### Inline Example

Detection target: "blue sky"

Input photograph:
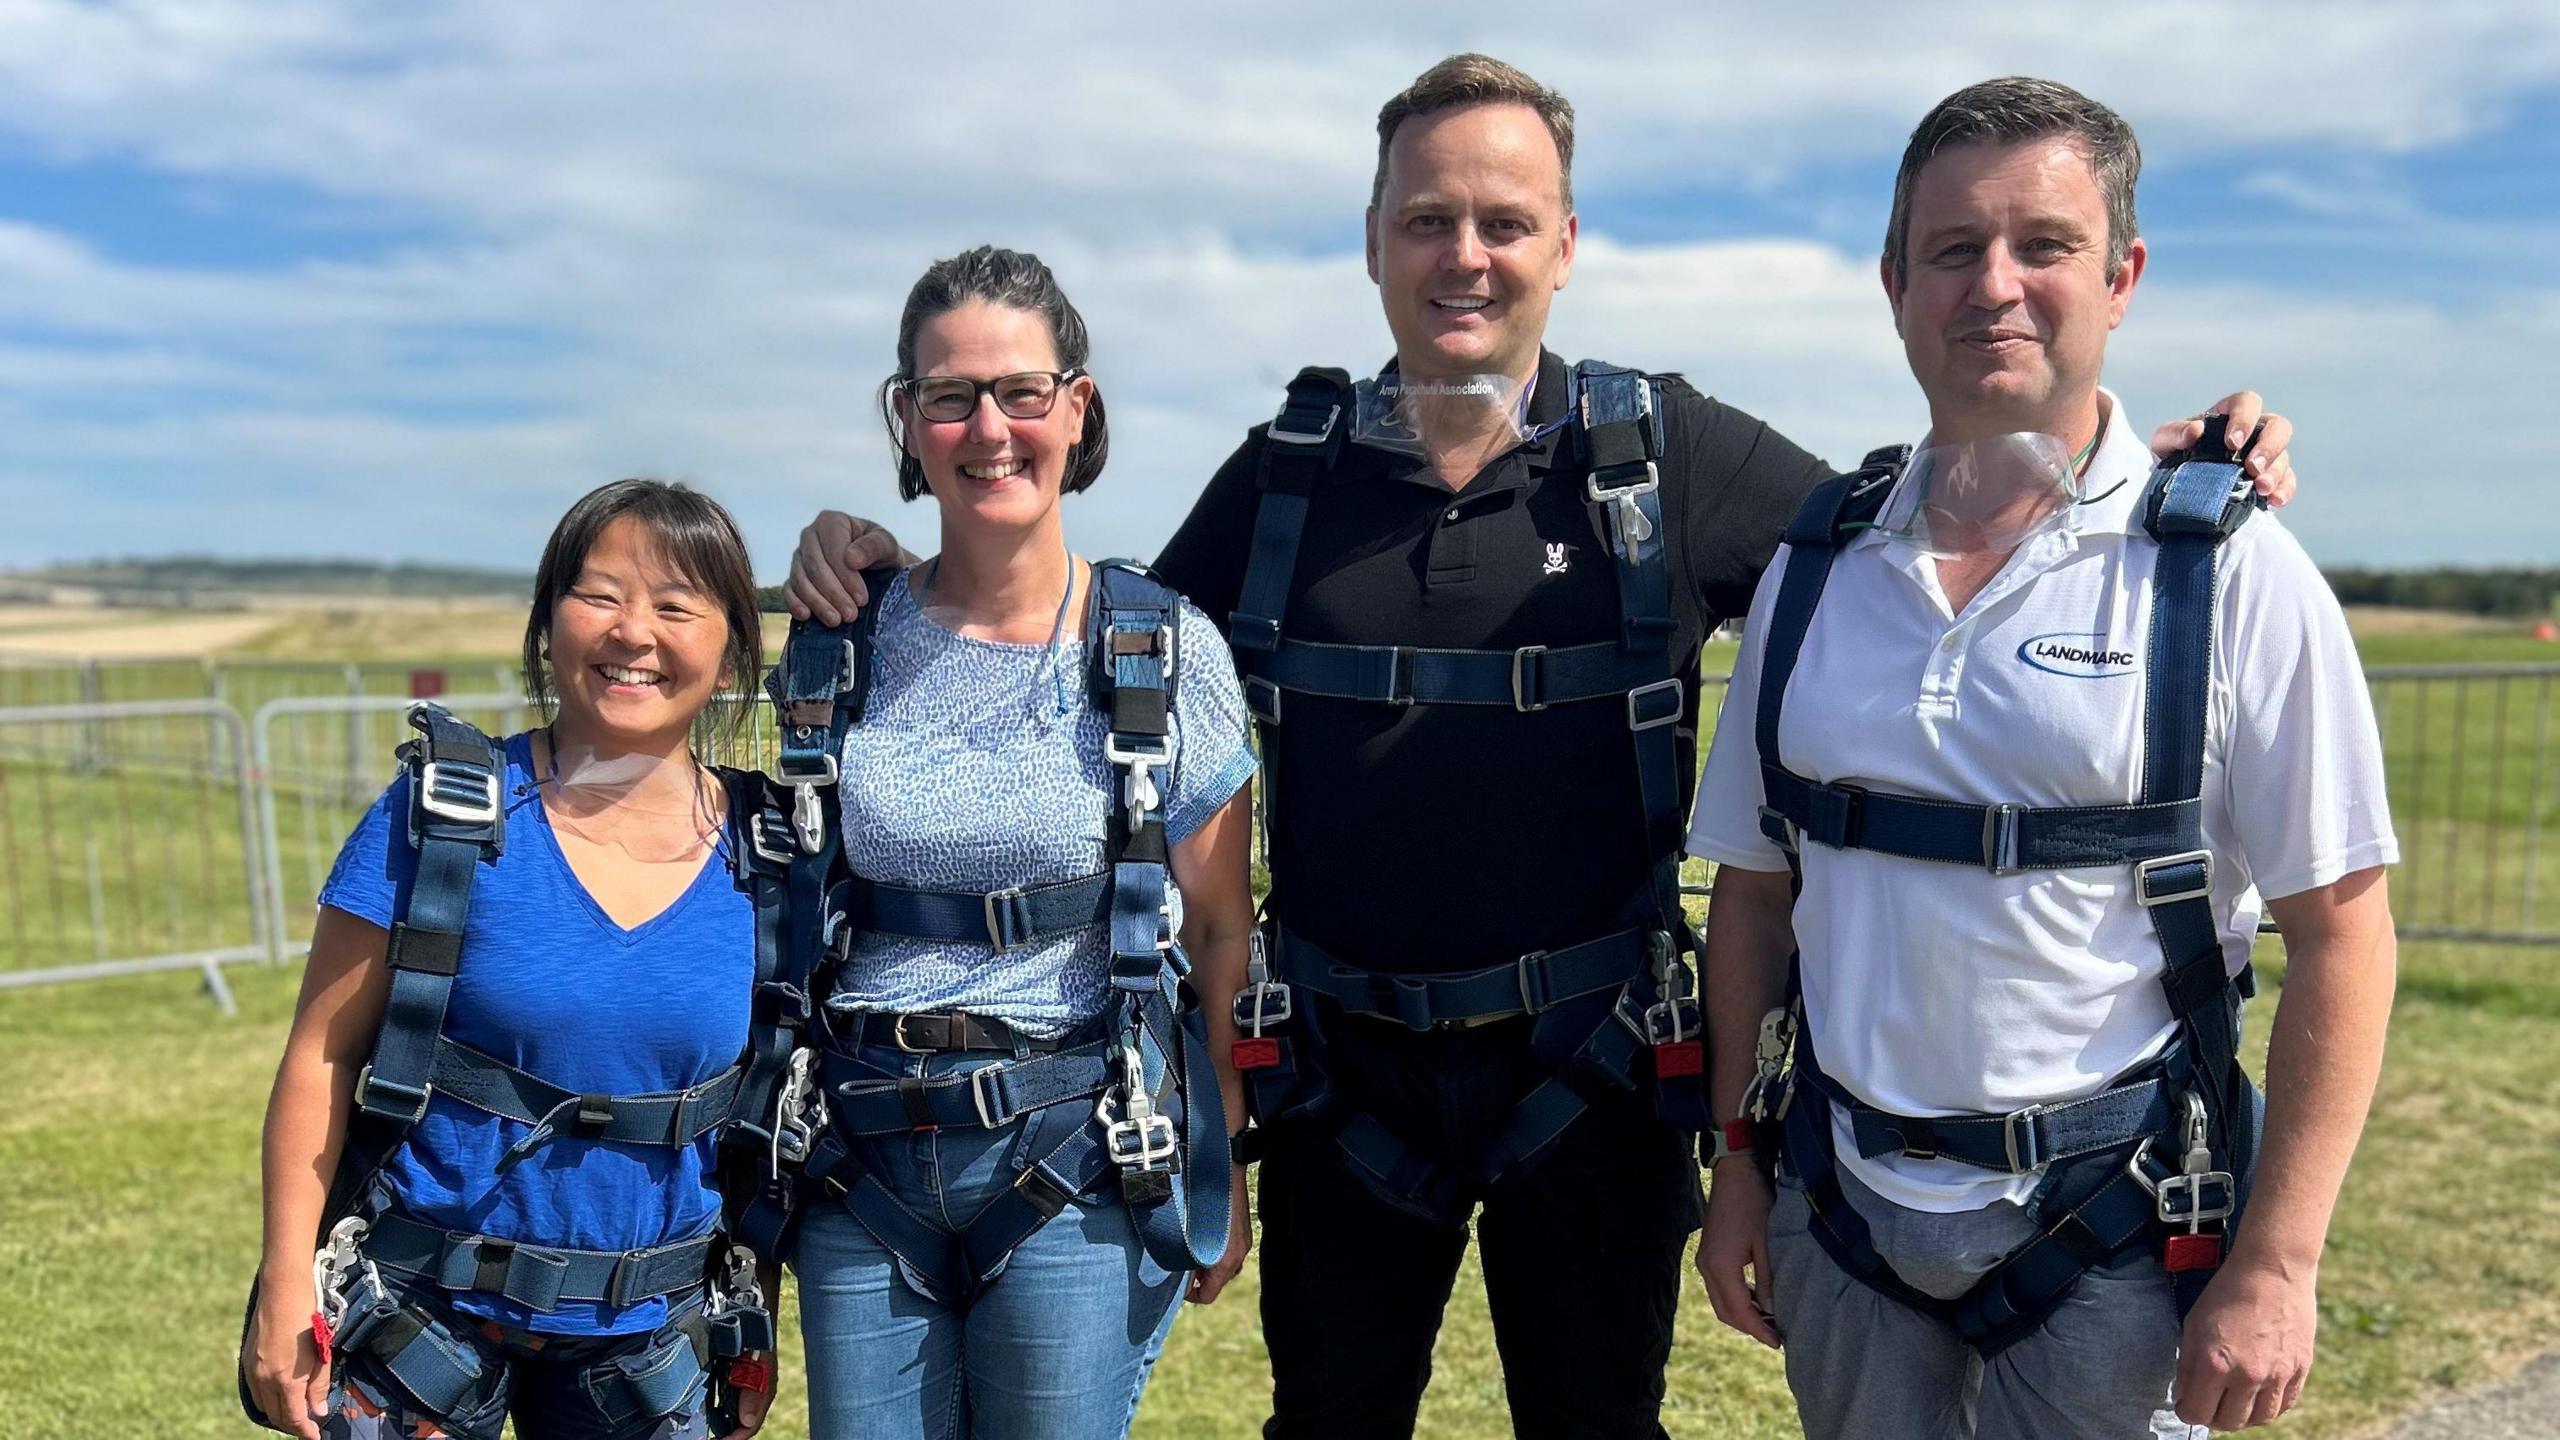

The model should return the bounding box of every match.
[0,1,2553,575]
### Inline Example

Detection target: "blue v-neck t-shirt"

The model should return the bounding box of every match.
[317,732,755,1335]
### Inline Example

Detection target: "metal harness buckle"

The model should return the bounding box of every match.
[968,1064,1005,1130]
[1510,646,1549,712]
[310,1215,373,1328]
[2000,1102,2047,1173]
[417,761,500,826]
[1098,1042,1178,1168]
[1233,980,1293,1035]
[981,886,1027,953]
[1588,462,1662,549]
[352,1063,433,1126]
[2135,851,2214,907]
[1982,804,2025,875]
[1758,805,1800,855]
[1104,735,1171,817]
[1626,678,1683,733]
[1268,402,1341,447]
[770,1048,824,1176]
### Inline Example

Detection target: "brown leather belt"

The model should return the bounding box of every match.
[849,1010,1076,1054]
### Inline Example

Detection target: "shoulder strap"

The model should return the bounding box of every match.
[766,566,896,850]
[724,584,896,1261]
[2133,416,2263,1248]
[1754,446,1908,840]
[1088,559,1182,995]
[1230,368,1352,661]
[332,704,506,1210]
[1573,361,1689,920]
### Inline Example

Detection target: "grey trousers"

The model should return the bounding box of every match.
[1767,1166,2206,1440]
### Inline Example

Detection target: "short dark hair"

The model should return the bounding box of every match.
[1885,76,2142,288]
[522,478,764,744]
[1372,53,1576,212]
[877,245,1108,502]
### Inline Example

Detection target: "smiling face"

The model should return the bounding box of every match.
[1367,101,1576,384]
[1886,137,2144,440]
[899,299,1092,535]
[543,515,732,748]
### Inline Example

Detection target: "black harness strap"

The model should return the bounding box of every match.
[723,573,893,1263]
[1224,360,1709,1217]
[1754,428,2266,1354]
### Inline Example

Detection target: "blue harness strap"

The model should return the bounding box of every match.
[849,871,1114,950]
[790,561,1233,1304]
[722,576,894,1265]
[1752,425,2267,1354]
[333,705,508,1209]
[1222,361,1708,1215]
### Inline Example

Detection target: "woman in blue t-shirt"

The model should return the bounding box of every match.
[242,480,779,1440]
[790,247,1259,1440]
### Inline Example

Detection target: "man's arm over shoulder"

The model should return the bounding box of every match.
[1150,428,1268,627]
[1654,376,1836,624]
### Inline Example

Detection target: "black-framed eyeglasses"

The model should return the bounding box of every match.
[898,368,1084,423]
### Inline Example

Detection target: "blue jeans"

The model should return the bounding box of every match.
[795,1046,1186,1440]
[1768,1166,2206,1440]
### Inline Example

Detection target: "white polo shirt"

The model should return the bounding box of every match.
[1687,394,2397,1214]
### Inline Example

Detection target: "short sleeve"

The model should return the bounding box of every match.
[1149,432,1263,623]
[2211,521,2399,900]
[315,772,418,930]
[1162,599,1258,847]
[1685,547,1796,872]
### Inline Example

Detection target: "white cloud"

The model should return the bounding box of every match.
[0,2,2552,570]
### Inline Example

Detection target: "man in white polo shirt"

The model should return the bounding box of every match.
[1687,78,2398,1438]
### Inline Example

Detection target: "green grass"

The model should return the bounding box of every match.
[2,630,2555,1435]
[4,941,2552,1438]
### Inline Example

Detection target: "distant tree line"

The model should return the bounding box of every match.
[27,558,2550,622]
[30,556,530,598]
[2322,568,2560,619]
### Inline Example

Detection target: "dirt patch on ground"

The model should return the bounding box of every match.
[0,613,286,658]
[2344,606,2507,636]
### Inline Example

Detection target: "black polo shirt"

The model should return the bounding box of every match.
[1153,349,1828,972]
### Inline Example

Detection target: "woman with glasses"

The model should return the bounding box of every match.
[792,245,1258,1440]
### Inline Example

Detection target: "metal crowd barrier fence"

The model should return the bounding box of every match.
[0,699,267,1013]
[2,663,2554,1015]
[2366,663,2560,946]
[0,656,518,782]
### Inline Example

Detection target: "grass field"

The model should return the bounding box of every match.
[2,611,2556,1436]
[3,936,2555,1439]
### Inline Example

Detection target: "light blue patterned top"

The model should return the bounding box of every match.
[829,565,1257,1036]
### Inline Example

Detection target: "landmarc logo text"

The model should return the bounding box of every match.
[2017,631,2138,678]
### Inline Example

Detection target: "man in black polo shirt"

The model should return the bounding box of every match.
[787,52,2299,1440]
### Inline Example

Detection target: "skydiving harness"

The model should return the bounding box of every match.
[1220,361,1711,1222]
[1746,419,2269,1356]
[242,705,778,1433]
[748,559,1232,1305]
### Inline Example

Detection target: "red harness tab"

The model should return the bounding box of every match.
[725,1356,776,1396]
[1652,1039,1704,1078]
[2164,1233,2223,1273]
[1232,1037,1282,1072]
[310,1311,335,1368]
